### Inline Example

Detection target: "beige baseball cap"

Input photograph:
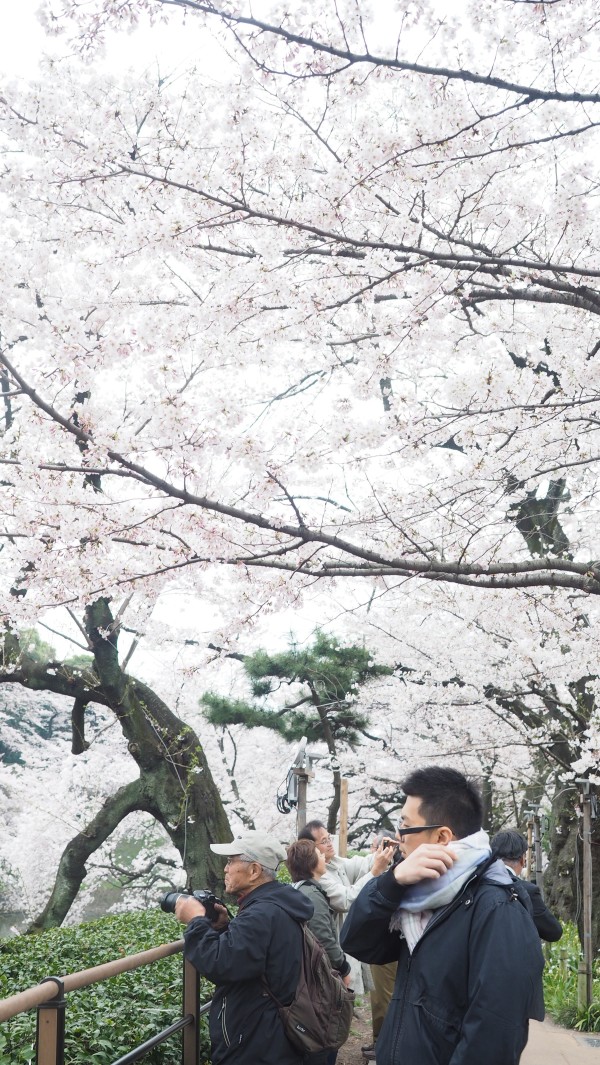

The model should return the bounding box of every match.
[210,831,287,869]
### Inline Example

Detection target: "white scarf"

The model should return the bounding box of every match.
[389,829,492,952]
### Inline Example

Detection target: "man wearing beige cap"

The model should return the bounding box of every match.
[175,830,313,1065]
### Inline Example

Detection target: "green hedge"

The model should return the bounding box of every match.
[0,910,212,1065]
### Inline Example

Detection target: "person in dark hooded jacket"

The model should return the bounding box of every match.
[175,830,313,1065]
[491,829,563,942]
[340,767,545,1065]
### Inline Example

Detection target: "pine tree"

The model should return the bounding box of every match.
[201,632,392,832]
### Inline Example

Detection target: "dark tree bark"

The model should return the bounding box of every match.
[480,768,494,833]
[544,784,600,950]
[327,765,342,837]
[1,599,232,929]
[29,779,147,930]
[485,679,599,949]
[71,695,88,754]
[544,786,580,926]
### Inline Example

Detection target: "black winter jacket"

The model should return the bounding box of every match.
[340,863,545,1065]
[183,880,313,1065]
[507,868,563,942]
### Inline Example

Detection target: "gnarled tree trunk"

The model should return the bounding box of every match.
[1,599,232,929]
[544,784,600,952]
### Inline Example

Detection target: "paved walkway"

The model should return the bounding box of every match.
[523,1018,600,1064]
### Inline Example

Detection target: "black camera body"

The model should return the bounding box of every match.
[160,888,222,921]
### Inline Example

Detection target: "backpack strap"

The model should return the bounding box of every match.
[257,899,308,1002]
[474,853,500,880]
[471,853,531,911]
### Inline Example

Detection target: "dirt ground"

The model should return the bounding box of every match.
[337,999,374,1065]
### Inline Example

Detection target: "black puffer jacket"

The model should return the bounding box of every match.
[183,880,313,1065]
[340,863,545,1065]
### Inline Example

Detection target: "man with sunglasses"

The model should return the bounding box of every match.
[175,830,312,1065]
[340,767,544,1065]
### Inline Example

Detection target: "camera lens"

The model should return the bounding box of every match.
[159,891,183,914]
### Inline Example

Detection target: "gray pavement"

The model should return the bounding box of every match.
[523,1018,600,1064]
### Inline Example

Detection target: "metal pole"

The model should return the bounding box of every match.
[338,778,348,858]
[294,768,313,834]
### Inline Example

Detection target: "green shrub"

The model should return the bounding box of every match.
[0,910,212,1064]
[543,922,600,1032]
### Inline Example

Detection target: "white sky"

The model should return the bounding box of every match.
[0,1,227,80]
[0,5,45,76]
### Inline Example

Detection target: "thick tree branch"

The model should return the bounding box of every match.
[28,776,149,930]
[163,2,600,104]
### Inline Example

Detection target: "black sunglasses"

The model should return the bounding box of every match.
[396,824,442,837]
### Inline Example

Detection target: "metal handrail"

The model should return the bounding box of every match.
[110,1002,212,1065]
[0,939,184,1022]
[0,938,207,1065]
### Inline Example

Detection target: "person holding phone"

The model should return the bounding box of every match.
[297,820,397,1058]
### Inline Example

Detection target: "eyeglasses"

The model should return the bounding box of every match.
[224,856,255,868]
[396,824,442,838]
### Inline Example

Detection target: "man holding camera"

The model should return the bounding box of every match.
[175,830,312,1065]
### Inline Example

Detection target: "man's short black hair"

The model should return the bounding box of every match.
[400,766,483,839]
[490,829,528,861]
[298,820,326,842]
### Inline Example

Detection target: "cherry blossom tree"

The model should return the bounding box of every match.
[1,0,599,616]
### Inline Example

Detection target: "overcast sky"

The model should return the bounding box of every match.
[0,4,46,75]
[0,1,226,81]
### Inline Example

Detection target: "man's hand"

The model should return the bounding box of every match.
[371,840,398,876]
[210,902,230,931]
[175,896,207,924]
[342,972,353,988]
[393,844,457,886]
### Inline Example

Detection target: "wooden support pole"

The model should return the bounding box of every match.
[533,814,544,898]
[182,958,201,1065]
[36,980,65,1065]
[525,819,533,880]
[338,778,348,857]
[581,785,593,1008]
